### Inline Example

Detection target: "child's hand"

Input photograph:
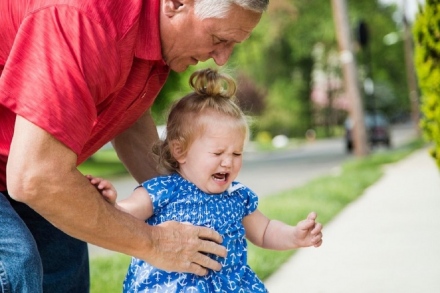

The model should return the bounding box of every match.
[294,212,323,248]
[85,175,118,205]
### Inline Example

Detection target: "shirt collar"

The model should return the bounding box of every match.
[135,0,163,61]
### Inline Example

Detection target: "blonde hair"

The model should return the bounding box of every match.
[153,68,249,174]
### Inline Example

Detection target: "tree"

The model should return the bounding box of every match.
[351,1,409,119]
[152,0,410,139]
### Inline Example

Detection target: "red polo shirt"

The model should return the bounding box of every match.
[0,0,170,190]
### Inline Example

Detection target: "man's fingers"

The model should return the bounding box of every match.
[150,222,226,275]
[192,251,223,273]
[188,262,208,276]
[184,224,226,256]
[191,227,226,271]
[198,238,227,259]
[197,226,224,245]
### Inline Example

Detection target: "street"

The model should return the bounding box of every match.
[237,121,417,197]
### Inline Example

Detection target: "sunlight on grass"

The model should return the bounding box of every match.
[90,254,131,293]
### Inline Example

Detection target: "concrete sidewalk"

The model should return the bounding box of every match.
[265,147,440,292]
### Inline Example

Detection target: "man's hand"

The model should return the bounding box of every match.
[148,221,227,276]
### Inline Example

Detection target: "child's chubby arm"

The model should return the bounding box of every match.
[86,175,153,221]
[243,210,323,250]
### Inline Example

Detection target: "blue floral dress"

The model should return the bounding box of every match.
[123,173,268,293]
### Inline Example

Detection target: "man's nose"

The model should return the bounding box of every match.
[211,44,234,66]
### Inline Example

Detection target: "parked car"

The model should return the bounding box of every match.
[344,113,391,152]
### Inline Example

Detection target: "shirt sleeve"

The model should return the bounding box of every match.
[0,6,120,154]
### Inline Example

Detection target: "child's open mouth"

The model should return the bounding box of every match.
[212,172,229,182]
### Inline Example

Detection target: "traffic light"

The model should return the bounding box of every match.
[357,20,369,48]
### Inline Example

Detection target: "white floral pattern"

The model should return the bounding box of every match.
[123,173,267,293]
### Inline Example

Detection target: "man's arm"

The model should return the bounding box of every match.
[7,115,226,275]
[111,111,159,183]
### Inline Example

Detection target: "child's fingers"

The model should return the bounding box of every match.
[102,190,112,198]
[301,212,320,232]
[311,222,323,234]
[307,211,317,221]
[98,179,111,190]
[298,218,316,231]
[313,237,323,247]
[85,175,102,185]
[311,224,323,247]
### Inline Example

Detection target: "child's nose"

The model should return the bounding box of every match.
[220,156,232,167]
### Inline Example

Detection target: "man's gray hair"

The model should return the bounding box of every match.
[194,0,269,19]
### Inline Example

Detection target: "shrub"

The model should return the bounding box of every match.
[413,0,440,166]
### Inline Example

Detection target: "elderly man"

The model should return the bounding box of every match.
[0,0,268,292]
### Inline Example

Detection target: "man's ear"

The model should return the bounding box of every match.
[162,0,192,16]
[170,140,186,163]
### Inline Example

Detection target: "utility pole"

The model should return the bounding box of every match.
[403,0,421,136]
[331,0,368,156]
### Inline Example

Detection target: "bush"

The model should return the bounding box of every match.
[413,0,440,167]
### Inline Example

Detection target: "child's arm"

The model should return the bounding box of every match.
[243,210,323,250]
[86,175,153,221]
[117,187,154,220]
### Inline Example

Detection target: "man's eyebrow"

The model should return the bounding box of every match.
[219,36,239,43]
[219,33,246,44]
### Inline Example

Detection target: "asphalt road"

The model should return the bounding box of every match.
[237,121,417,198]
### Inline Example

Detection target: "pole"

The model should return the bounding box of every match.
[403,0,421,136]
[331,0,368,156]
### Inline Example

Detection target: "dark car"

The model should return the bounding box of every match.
[344,113,391,152]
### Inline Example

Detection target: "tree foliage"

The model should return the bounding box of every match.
[151,70,192,125]
[153,0,409,138]
[413,0,440,166]
[352,1,409,117]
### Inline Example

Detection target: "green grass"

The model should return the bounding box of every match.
[78,149,127,177]
[90,254,131,292]
[88,139,426,292]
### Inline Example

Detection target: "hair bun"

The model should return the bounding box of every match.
[189,68,237,99]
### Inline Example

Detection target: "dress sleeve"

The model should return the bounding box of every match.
[141,176,174,214]
[0,6,120,154]
[231,183,259,216]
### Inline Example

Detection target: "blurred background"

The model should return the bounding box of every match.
[148,0,425,154]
